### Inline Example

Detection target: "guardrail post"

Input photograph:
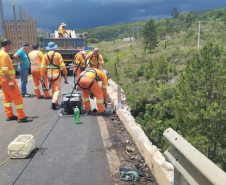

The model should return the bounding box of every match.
[117,85,122,112]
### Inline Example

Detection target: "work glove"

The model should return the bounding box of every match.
[90,92,95,99]
[104,100,108,108]
[82,67,86,71]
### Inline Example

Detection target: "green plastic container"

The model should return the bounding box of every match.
[74,106,80,124]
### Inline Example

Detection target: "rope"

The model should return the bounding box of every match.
[0,109,63,168]
[12,114,62,185]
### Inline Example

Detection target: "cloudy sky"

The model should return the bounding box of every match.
[1,0,226,32]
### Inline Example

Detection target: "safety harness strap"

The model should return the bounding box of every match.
[88,53,100,69]
[77,68,99,90]
[46,51,61,83]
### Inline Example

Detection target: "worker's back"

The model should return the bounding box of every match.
[41,51,67,76]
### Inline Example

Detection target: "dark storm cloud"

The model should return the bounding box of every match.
[1,0,226,32]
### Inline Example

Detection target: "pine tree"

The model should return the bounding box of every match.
[171,7,179,19]
[141,19,158,53]
[171,42,226,168]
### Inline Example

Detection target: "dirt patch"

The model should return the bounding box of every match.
[103,115,158,185]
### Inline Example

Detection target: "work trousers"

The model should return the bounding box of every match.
[78,77,104,113]
[47,74,61,104]
[18,68,29,95]
[31,69,50,98]
[1,80,26,120]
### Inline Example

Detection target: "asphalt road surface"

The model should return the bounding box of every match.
[0,75,111,185]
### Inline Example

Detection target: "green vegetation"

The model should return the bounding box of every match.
[141,19,158,53]
[77,6,226,43]
[86,6,226,171]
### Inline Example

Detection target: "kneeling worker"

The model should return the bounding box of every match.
[77,68,110,116]
[41,42,68,110]
[28,43,51,99]
[0,39,33,122]
[74,50,86,89]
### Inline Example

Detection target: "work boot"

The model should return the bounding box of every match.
[6,115,18,121]
[97,111,111,116]
[45,96,52,99]
[18,117,33,123]
[87,110,92,115]
[52,103,57,110]
[37,95,44,99]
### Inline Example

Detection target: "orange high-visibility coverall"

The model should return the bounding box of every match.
[74,53,85,90]
[0,50,26,120]
[86,52,104,69]
[78,69,107,113]
[28,50,50,98]
[41,51,67,104]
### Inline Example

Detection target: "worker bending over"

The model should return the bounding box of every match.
[0,39,33,122]
[74,50,86,89]
[77,68,110,116]
[28,43,51,99]
[41,42,67,110]
[58,23,67,38]
[85,48,105,70]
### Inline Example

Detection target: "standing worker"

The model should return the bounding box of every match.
[13,42,31,97]
[85,48,105,70]
[28,43,51,99]
[58,23,67,38]
[0,39,33,122]
[74,50,86,89]
[77,68,110,116]
[41,42,68,110]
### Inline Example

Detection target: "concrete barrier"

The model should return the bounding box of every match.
[107,79,174,185]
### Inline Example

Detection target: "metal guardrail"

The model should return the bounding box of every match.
[163,128,226,185]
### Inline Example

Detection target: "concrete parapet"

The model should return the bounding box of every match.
[107,79,174,185]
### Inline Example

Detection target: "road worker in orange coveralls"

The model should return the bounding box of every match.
[0,39,33,122]
[41,42,67,110]
[28,43,51,99]
[77,68,110,116]
[85,48,105,70]
[74,50,86,90]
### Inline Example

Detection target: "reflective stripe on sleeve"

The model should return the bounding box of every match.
[8,70,15,74]
[59,63,65,67]
[2,67,8,70]
[34,86,39,90]
[102,85,107,88]
[41,65,47,68]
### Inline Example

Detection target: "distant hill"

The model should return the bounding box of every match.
[75,7,226,42]
[75,19,149,42]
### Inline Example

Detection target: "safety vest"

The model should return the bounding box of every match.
[29,51,41,70]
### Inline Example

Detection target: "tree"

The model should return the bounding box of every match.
[141,19,158,53]
[185,13,193,28]
[114,63,120,83]
[171,7,179,19]
[171,42,226,168]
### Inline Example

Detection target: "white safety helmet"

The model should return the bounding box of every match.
[80,50,86,56]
